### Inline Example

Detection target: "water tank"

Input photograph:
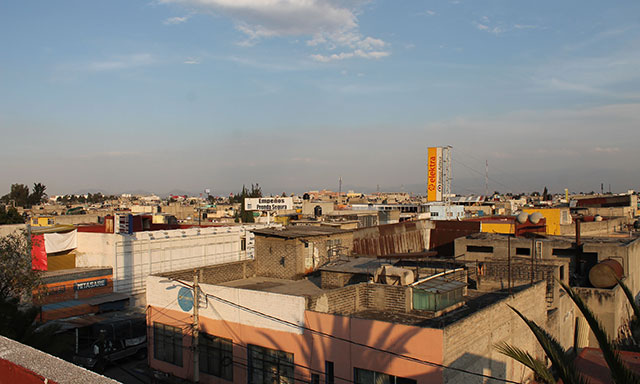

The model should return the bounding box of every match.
[529,212,543,224]
[588,259,623,288]
[516,212,528,224]
[594,215,603,222]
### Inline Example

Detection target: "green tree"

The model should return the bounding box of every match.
[497,278,640,384]
[0,206,24,224]
[1,184,30,207]
[0,231,62,355]
[233,184,263,223]
[28,182,47,206]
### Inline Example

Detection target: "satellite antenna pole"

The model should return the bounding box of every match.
[485,160,489,197]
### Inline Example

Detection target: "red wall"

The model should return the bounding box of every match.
[0,359,58,384]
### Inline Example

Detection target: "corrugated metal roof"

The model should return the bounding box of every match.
[252,226,350,239]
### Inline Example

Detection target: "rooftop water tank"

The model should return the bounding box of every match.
[588,259,623,288]
[529,212,543,224]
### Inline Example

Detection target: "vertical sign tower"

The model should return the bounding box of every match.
[427,146,452,204]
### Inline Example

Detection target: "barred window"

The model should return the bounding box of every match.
[199,333,233,381]
[153,322,183,366]
[248,344,294,384]
[354,368,416,384]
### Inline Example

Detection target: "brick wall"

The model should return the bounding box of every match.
[254,233,354,280]
[482,260,559,304]
[254,236,302,279]
[158,260,255,284]
[308,283,410,314]
[442,282,547,384]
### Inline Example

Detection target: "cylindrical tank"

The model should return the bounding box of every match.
[529,212,543,224]
[516,212,528,224]
[588,259,624,288]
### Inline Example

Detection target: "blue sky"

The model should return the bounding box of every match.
[1,1,639,196]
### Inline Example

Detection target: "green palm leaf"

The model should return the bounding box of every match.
[495,341,556,384]
[508,305,589,384]
[559,280,640,384]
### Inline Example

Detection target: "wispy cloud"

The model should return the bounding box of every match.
[183,57,200,64]
[595,146,620,153]
[159,0,390,62]
[164,15,190,25]
[85,53,155,71]
[474,16,540,35]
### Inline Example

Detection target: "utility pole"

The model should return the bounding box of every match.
[193,270,200,383]
[507,236,512,295]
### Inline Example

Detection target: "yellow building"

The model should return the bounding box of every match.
[480,221,515,234]
[522,207,571,235]
[30,215,55,227]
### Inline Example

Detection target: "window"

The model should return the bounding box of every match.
[241,237,247,251]
[47,218,55,225]
[354,368,416,384]
[515,248,531,256]
[431,212,439,217]
[325,361,334,384]
[311,374,320,384]
[199,333,233,381]
[466,245,494,253]
[248,344,294,384]
[153,322,183,366]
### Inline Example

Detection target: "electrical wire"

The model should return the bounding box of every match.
[156,278,521,384]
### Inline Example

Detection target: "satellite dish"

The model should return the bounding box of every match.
[529,212,543,224]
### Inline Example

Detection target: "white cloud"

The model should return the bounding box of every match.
[86,53,155,71]
[183,57,201,64]
[159,0,390,61]
[164,15,190,25]
[595,146,620,153]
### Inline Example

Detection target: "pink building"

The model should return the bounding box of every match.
[145,258,547,384]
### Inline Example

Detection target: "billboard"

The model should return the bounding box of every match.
[244,197,293,211]
[427,147,443,202]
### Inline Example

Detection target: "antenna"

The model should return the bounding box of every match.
[442,146,452,206]
[485,160,489,198]
[339,176,342,196]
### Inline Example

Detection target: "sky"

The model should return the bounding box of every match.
[1,1,640,197]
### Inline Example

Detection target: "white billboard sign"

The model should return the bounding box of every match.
[245,197,293,211]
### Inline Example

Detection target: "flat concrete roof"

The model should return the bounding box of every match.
[218,276,324,297]
[41,267,112,284]
[252,226,351,239]
[319,257,386,275]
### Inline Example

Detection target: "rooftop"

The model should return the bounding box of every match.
[218,276,324,297]
[252,226,351,239]
[0,335,118,384]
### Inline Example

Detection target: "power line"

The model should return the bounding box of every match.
[193,290,521,383]
[158,278,521,383]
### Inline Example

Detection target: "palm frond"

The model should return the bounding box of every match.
[509,305,589,384]
[559,280,640,384]
[495,341,556,384]
[614,275,640,331]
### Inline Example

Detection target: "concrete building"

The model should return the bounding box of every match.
[146,259,547,384]
[251,227,353,279]
[75,222,275,303]
[454,232,640,347]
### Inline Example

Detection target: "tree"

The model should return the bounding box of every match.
[497,277,640,384]
[0,231,42,299]
[28,182,47,206]
[0,206,24,224]
[1,184,30,207]
[233,184,263,223]
[0,231,62,355]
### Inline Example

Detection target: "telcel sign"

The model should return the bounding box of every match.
[245,197,293,211]
[427,147,443,202]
